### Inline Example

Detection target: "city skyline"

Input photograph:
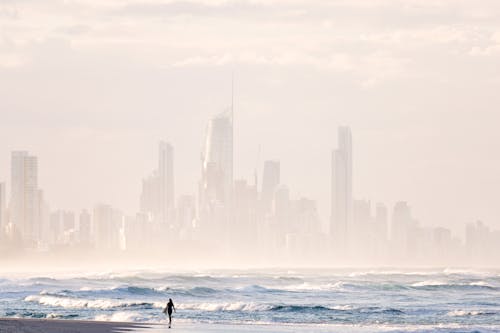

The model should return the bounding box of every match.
[3,1,500,239]
[1,116,498,241]
[1,115,499,266]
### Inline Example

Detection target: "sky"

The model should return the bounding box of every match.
[1,0,500,237]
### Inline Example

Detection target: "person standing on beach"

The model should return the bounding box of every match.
[163,298,176,328]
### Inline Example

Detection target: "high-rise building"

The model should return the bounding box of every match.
[200,111,233,207]
[139,141,175,225]
[79,209,91,245]
[375,202,388,242]
[140,171,160,217]
[9,151,39,244]
[48,210,75,244]
[93,204,114,250]
[330,127,352,248]
[391,201,418,257]
[177,195,196,231]
[0,182,5,230]
[36,189,50,245]
[261,160,280,214]
[273,185,290,230]
[159,141,174,223]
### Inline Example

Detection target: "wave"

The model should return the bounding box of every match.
[411,280,448,287]
[447,310,496,317]
[469,281,495,288]
[178,302,271,312]
[46,313,80,319]
[94,311,146,322]
[24,294,163,310]
[270,305,339,312]
[280,281,346,292]
[177,302,355,313]
[40,284,220,298]
[411,280,496,289]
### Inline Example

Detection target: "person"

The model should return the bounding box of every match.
[163,298,176,328]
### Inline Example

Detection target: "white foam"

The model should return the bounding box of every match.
[24,294,163,309]
[177,302,272,312]
[46,313,63,319]
[447,310,487,317]
[411,280,495,288]
[411,280,447,287]
[94,311,143,322]
[282,281,345,291]
[469,281,494,288]
[331,304,353,311]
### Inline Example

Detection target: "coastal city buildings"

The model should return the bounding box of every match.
[0,121,498,265]
[330,127,352,252]
[0,183,5,231]
[9,151,40,246]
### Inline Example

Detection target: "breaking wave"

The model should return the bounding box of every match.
[447,310,496,317]
[24,294,163,309]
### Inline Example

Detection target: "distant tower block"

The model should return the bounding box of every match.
[261,160,280,214]
[10,151,39,243]
[200,111,234,206]
[159,141,174,223]
[330,127,352,248]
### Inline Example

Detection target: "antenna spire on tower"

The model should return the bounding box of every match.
[231,72,234,124]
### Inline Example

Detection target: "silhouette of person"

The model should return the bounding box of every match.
[163,298,176,328]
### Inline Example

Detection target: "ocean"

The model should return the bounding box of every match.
[0,268,499,332]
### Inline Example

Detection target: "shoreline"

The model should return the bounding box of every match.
[2,318,499,333]
[0,318,156,333]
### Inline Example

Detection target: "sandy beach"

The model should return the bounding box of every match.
[0,318,155,333]
[0,318,331,333]
[0,318,387,333]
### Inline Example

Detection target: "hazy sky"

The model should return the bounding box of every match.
[1,0,500,236]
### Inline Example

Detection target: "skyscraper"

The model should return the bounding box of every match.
[79,209,91,245]
[159,141,174,223]
[139,171,160,216]
[0,182,5,230]
[261,160,280,214]
[330,127,352,249]
[200,111,233,206]
[139,141,175,225]
[9,151,39,243]
[391,201,418,256]
[375,202,388,242]
[93,204,114,250]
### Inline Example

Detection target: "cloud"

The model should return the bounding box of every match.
[0,5,19,19]
[1,0,500,86]
[53,24,91,36]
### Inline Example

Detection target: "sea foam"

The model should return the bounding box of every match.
[24,294,163,309]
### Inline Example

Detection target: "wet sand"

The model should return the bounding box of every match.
[0,318,155,333]
[0,318,399,333]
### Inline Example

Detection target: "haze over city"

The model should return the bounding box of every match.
[2,1,500,332]
[2,0,500,240]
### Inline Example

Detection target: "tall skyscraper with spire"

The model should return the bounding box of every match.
[198,81,235,237]
[330,127,352,250]
[200,111,234,206]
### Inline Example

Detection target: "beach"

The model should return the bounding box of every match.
[3,318,500,333]
[0,318,381,333]
[0,318,154,333]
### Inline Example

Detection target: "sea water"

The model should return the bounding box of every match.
[1,268,499,332]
